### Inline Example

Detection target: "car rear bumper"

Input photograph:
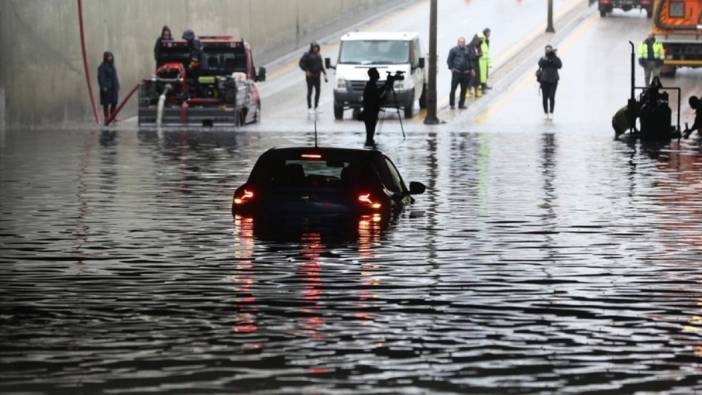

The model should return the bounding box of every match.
[138,105,243,126]
[598,0,650,8]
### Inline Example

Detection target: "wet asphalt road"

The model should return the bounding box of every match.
[253,0,585,133]
[4,1,702,394]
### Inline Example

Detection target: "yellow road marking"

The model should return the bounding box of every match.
[473,12,599,124]
[410,0,582,124]
[492,0,582,67]
[266,0,585,125]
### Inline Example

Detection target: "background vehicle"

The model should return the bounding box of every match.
[651,0,702,77]
[138,36,266,127]
[598,0,653,17]
[325,32,427,120]
[232,147,425,216]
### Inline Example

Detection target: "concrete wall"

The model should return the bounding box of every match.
[0,0,405,128]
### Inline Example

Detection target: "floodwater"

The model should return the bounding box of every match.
[2,127,702,394]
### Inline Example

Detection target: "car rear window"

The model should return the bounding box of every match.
[273,159,350,188]
[262,156,379,190]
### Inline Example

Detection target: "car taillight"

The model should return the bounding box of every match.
[234,189,254,205]
[357,193,382,210]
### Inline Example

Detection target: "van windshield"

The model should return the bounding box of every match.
[339,40,410,65]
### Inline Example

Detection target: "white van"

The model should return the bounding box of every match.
[325,32,426,120]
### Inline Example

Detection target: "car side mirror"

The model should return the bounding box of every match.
[256,66,266,82]
[325,57,335,70]
[409,181,425,195]
[418,57,425,69]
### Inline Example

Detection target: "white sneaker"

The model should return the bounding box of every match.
[544,113,550,120]
[314,108,322,114]
[308,108,315,115]
[549,113,554,121]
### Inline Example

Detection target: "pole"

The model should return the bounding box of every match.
[546,0,555,33]
[424,0,440,125]
[627,41,637,134]
[629,41,635,101]
[77,0,100,125]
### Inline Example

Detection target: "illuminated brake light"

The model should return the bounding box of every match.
[358,193,382,209]
[234,189,254,205]
[301,153,322,159]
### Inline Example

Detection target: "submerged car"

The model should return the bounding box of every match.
[231,147,425,216]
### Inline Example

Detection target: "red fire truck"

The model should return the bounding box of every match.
[138,36,265,127]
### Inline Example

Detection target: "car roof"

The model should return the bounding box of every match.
[261,146,386,160]
[340,32,419,41]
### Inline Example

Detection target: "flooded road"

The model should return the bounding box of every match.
[3,127,702,393]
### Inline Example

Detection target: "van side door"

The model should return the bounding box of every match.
[411,38,424,99]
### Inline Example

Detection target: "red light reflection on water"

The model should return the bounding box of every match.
[301,232,324,339]
[356,214,382,325]
[653,146,702,355]
[230,215,384,344]
[232,215,258,335]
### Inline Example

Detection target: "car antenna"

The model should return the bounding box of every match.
[314,118,318,148]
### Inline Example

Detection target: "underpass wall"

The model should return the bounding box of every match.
[0,0,408,128]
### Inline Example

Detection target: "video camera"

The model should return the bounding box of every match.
[385,70,405,85]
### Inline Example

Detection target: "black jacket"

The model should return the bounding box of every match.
[299,44,326,77]
[363,80,387,117]
[538,53,562,84]
[447,46,473,73]
[98,52,120,105]
[691,108,702,132]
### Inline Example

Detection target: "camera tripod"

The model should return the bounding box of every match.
[379,74,407,140]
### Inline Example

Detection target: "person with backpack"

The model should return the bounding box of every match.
[299,42,328,114]
[537,45,562,121]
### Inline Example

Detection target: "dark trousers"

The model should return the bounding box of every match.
[449,72,469,107]
[364,111,379,144]
[306,75,321,109]
[102,104,116,124]
[541,82,558,113]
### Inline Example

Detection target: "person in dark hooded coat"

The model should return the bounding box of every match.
[467,34,483,98]
[299,42,327,113]
[97,51,120,124]
[538,45,562,121]
[154,25,172,66]
[182,29,203,62]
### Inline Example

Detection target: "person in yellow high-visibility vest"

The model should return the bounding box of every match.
[638,33,664,87]
[478,28,491,91]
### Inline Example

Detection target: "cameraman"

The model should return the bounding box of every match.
[538,45,562,121]
[362,68,390,146]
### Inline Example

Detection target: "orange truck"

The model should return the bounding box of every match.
[651,0,702,77]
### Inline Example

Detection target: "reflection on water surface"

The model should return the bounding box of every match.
[2,128,702,393]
